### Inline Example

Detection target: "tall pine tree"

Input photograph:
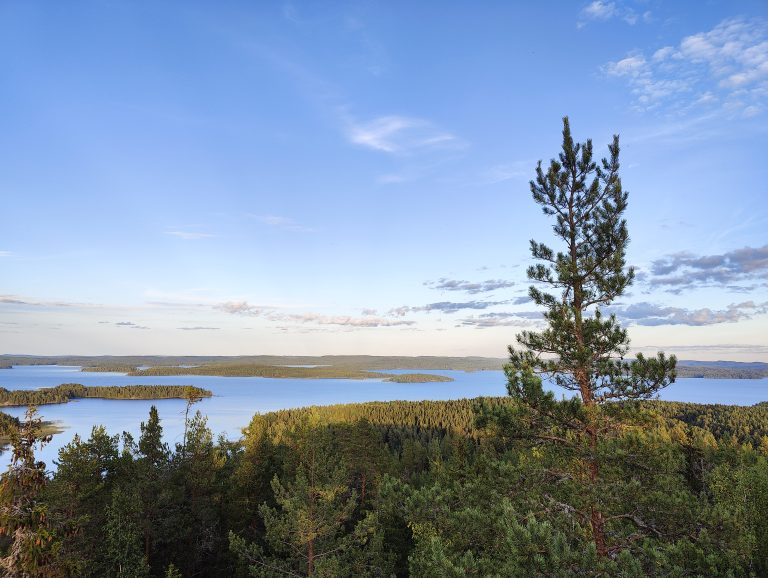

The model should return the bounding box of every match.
[502,117,677,556]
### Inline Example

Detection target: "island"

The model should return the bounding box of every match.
[81,365,139,373]
[384,373,454,383]
[125,364,454,382]
[0,383,212,407]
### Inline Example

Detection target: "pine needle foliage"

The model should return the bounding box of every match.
[502,117,677,556]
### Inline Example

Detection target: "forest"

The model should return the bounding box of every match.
[0,384,211,407]
[2,396,768,576]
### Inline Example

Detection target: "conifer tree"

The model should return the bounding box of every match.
[502,117,677,556]
[104,486,150,578]
[137,406,169,569]
[230,429,389,577]
[0,407,60,577]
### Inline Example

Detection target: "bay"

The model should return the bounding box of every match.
[1,365,767,468]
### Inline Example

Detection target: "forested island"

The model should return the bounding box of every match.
[81,365,139,373]
[0,383,211,407]
[383,373,454,383]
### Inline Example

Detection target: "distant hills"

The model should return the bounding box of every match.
[1,355,767,379]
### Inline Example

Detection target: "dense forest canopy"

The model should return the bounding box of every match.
[2,396,768,576]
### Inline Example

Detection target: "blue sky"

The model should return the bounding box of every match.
[1,0,767,360]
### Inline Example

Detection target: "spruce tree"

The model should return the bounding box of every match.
[503,117,677,556]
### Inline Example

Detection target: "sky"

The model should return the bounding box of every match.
[1,0,767,360]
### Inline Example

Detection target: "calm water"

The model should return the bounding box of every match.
[1,365,767,468]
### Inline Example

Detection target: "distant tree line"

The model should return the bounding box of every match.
[3,355,766,378]
[0,355,507,372]
[383,373,453,383]
[81,365,139,373]
[675,365,768,379]
[128,365,455,382]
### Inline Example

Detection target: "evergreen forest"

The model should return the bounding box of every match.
[1,397,768,576]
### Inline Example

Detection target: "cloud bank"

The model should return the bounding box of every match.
[649,244,768,291]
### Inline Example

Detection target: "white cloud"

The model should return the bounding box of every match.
[0,251,11,257]
[346,115,460,154]
[604,17,768,115]
[578,1,642,28]
[582,1,616,21]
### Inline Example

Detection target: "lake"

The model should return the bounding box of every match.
[2,365,767,468]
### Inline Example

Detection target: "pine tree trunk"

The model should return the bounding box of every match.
[307,538,314,577]
[571,208,608,557]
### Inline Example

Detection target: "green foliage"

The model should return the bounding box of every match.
[0,407,61,577]
[675,365,768,379]
[230,427,392,577]
[0,411,21,440]
[104,486,150,577]
[9,394,768,576]
[81,365,138,373]
[647,400,768,446]
[499,117,677,557]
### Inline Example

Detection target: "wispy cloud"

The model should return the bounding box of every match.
[459,312,541,328]
[178,326,220,331]
[113,321,151,330]
[345,115,461,154]
[215,300,413,328]
[271,313,414,327]
[603,17,768,116]
[165,230,216,240]
[479,161,533,185]
[252,215,316,233]
[425,277,516,294]
[388,299,513,316]
[0,251,11,257]
[0,295,79,308]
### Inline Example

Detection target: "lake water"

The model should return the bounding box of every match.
[2,365,767,469]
